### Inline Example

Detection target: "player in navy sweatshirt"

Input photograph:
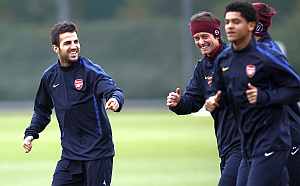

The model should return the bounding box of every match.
[253,3,300,186]
[167,11,241,186]
[22,22,124,186]
[206,2,300,186]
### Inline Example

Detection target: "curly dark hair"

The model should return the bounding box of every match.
[190,11,221,25]
[225,1,257,23]
[50,22,78,47]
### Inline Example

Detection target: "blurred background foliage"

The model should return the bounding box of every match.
[0,0,299,100]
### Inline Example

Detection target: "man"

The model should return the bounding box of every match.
[206,2,300,186]
[22,22,124,186]
[252,2,285,54]
[253,3,300,186]
[167,11,241,186]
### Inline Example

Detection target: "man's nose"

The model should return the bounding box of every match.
[198,38,205,45]
[226,22,234,29]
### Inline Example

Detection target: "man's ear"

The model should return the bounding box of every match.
[248,21,256,32]
[52,45,59,53]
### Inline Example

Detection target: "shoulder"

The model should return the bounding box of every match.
[255,43,287,65]
[215,45,232,65]
[196,58,204,68]
[258,39,286,56]
[196,57,211,71]
[42,63,58,80]
[79,56,106,75]
[255,43,299,80]
[217,45,231,60]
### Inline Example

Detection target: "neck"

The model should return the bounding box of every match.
[59,58,74,67]
[232,34,252,51]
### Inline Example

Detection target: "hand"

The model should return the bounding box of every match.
[23,136,34,153]
[105,97,119,111]
[166,88,181,107]
[246,83,257,104]
[204,91,222,112]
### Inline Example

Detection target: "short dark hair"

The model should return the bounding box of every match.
[190,11,220,24]
[50,22,78,46]
[225,1,257,22]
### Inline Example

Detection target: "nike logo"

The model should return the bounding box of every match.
[264,151,274,157]
[222,67,229,72]
[52,83,60,88]
[291,147,299,156]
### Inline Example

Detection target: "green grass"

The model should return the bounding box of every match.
[0,110,220,186]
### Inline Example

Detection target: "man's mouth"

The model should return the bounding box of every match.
[70,51,78,57]
[201,45,210,50]
[226,31,235,36]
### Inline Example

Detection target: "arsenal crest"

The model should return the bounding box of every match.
[246,64,256,78]
[74,79,83,90]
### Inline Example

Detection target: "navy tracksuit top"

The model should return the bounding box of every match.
[258,34,300,146]
[215,38,300,158]
[170,44,241,158]
[24,56,124,160]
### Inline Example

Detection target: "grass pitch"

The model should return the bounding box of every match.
[0,110,219,186]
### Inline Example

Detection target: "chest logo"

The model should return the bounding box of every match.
[52,83,60,88]
[246,64,256,78]
[222,66,229,72]
[74,79,83,90]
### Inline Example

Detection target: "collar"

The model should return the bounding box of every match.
[58,56,81,71]
[232,36,256,53]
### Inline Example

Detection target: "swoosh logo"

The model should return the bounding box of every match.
[291,147,299,156]
[264,151,274,157]
[52,83,60,88]
[222,67,229,72]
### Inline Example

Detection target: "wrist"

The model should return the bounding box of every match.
[257,89,269,106]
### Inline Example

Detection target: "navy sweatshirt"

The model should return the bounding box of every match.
[215,38,300,158]
[24,56,124,160]
[257,33,286,57]
[170,44,241,158]
[258,34,300,146]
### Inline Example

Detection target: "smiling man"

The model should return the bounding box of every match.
[167,11,241,186]
[22,22,124,186]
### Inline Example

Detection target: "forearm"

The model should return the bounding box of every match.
[170,95,204,115]
[257,87,300,106]
[96,74,124,112]
[24,112,51,139]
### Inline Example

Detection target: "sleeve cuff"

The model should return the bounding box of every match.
[256,89,269,106]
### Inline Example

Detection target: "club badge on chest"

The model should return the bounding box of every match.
[74,79,83,90]
[246,64,256,78]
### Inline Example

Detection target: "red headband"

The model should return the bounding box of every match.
[189,20,220,37]
[252,3,276,36]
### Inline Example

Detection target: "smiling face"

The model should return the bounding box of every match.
[53,31,80,66]
[192,32,220,56]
